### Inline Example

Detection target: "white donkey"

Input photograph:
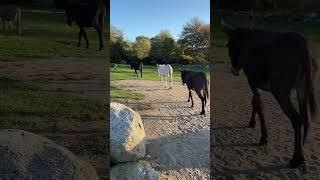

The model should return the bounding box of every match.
[0,5,22,36]
[156,64,173,89]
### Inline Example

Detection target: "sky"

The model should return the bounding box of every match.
[111,0,210,41]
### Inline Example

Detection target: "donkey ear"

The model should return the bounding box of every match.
[221,18,234,37]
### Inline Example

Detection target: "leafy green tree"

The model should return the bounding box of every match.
[132,36,151,60]
[179,18,209,62]
[110,26,127,63]
[149,31,176,62]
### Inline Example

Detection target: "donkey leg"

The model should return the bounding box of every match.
[187,90,191,102]
[296,82,309,145]
[15,21,19,35]
[190,90,194,108]
[78,29,83,47]
[249,95,257,128]
[253,91,268,145]
[165,77,167,88]
[161,76,165,87]
[135,70,138,77]
[273,91,306,171]
[96,27,104,51]
[195,90,206,115]
[82,29,89,49]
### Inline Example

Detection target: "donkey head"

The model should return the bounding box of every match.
[221,18,243,76]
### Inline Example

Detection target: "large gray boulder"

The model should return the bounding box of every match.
[110,102,146,163]
[0,129,99,180]
[110,162,158,180]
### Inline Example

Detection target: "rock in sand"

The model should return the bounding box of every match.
[0,129,99,180]
[110,102,146,163]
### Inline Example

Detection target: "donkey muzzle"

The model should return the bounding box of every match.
[230,66,240,76]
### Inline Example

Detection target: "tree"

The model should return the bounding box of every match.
[179,18,209,62]
[149,31,176,62]
[110,25,126,63]
[132,36,151,60]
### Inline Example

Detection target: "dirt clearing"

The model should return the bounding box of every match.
[112,80,210,179]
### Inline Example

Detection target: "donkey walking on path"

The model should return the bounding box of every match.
[157,64,173,89]
[181,70,209,115]
[222,19,318,172]
[0,5,22,36]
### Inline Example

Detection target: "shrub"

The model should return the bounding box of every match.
[180,55,194,65]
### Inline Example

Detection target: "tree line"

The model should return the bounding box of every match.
[111,18,210,65]
[214,0,320,11]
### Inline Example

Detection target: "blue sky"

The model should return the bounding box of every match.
[111,0,210,41]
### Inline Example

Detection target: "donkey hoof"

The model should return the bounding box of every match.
[200,111,205,115]
[288,160,307,174]
[248,121,256,128]
[259,137,268,145]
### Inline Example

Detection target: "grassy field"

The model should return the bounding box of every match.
[110,86,144,101]
[110,64,210,82]
[0,77,106,128]
[0,8,106,61]
[213,16,320,63]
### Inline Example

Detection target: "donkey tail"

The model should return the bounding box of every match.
[305,44,318,117]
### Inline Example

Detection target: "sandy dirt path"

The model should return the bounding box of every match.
[212,64,320,180]
[112,80,210,179]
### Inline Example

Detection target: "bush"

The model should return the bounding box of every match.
[180,55,194,65]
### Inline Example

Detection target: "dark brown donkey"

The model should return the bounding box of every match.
[222,21,318,172]
[181,70,209,115]
[65,0,106,51]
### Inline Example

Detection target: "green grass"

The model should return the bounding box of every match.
[213,17,320,63]
[0,9,106,61]
[110,86,152,111]
[110,64,210,82]
[133,103,152,111]
[110,86,144,101]
[0,77,106,128]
